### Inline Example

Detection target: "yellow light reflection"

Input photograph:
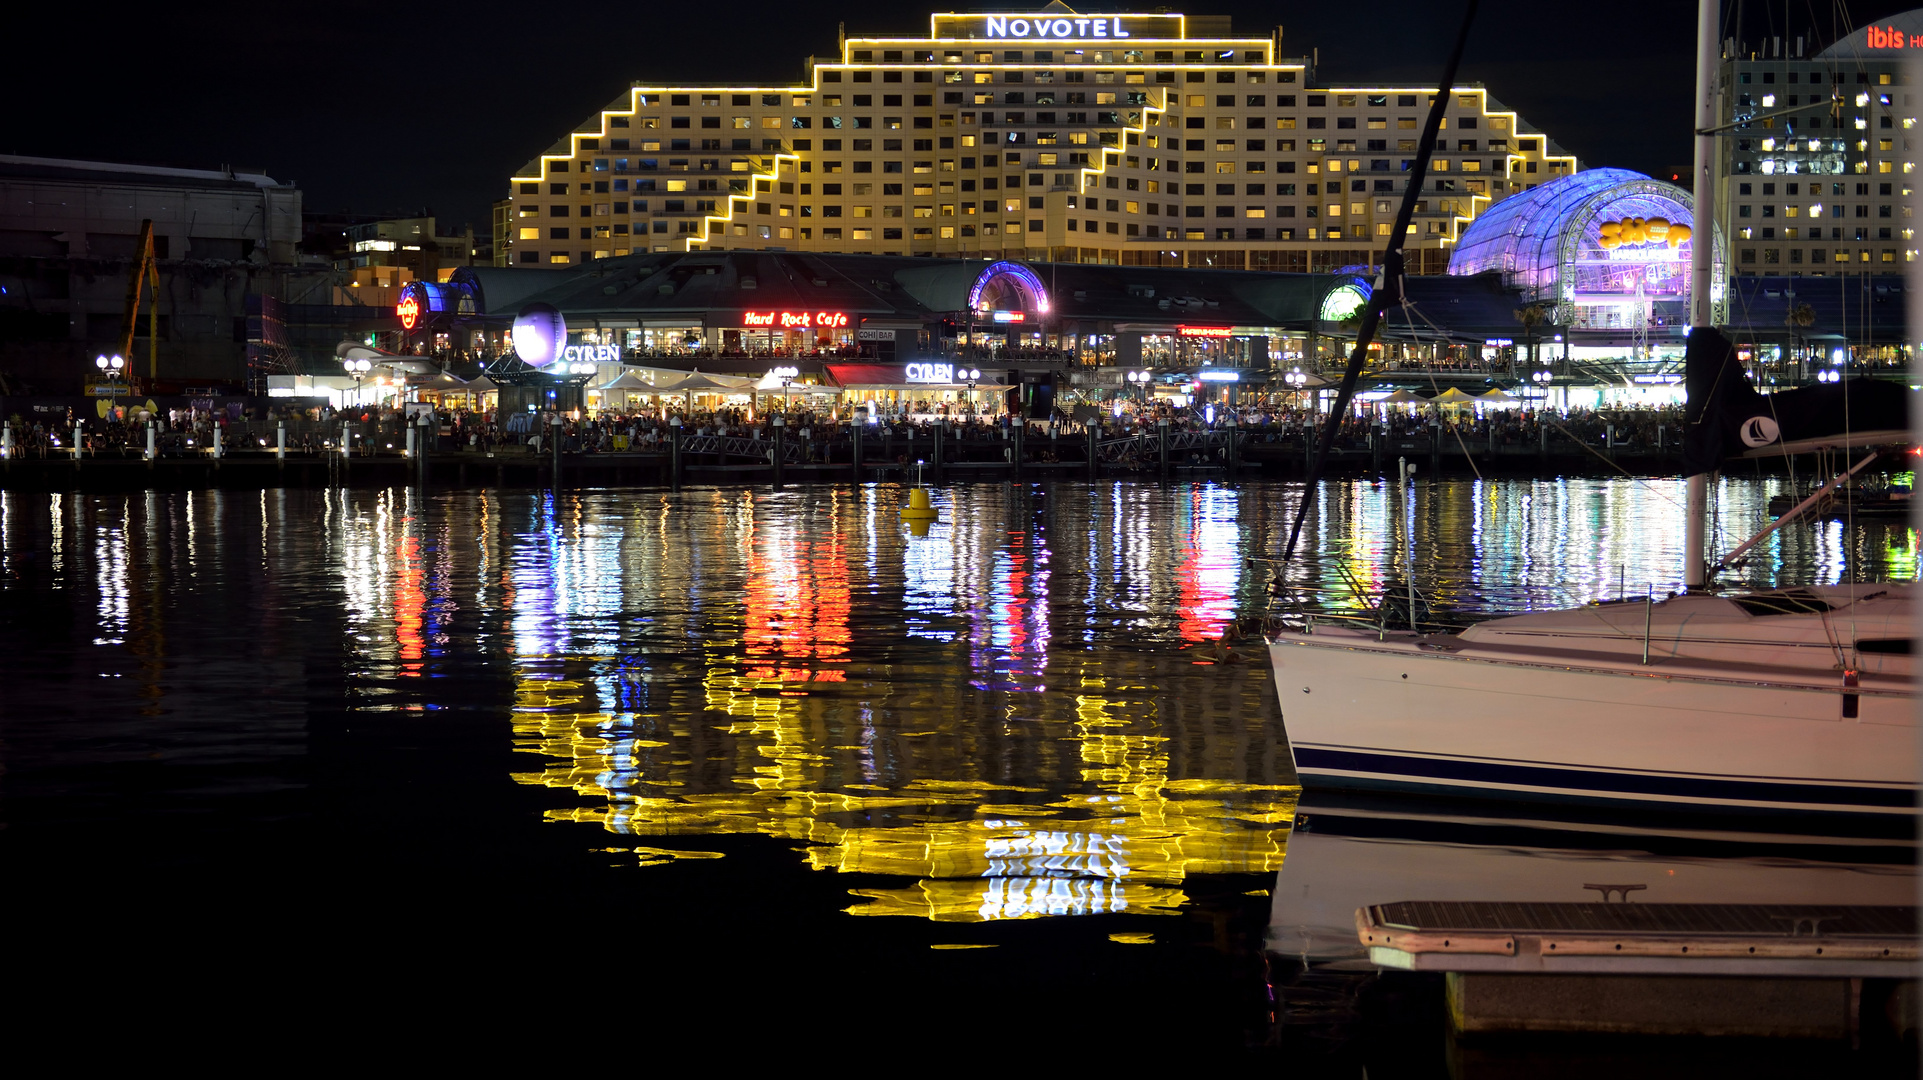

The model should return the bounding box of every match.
[509,487,1296,924]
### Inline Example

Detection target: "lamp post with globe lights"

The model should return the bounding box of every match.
[1125,369,1153,408]
[958,367,982,417]
[343,356,373,408]
[94,354,125,410]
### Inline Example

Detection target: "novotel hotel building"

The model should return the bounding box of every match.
[500,6,1578,274]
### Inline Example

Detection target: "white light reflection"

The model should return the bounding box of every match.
[92,504,128,645]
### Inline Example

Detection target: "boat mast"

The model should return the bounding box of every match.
[1685,0,1719,590]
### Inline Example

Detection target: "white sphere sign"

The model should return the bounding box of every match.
[513,304,566,368]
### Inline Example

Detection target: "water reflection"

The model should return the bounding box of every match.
[511,483,1292,921]
[7,476,1915,930]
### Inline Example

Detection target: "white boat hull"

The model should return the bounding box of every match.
[1269,622,1917,820]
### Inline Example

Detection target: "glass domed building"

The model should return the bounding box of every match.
[1446,168,1726,343]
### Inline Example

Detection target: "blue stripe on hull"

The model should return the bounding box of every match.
[1293,747,1917,813]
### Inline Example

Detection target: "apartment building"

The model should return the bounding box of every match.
[502,7,1577,273]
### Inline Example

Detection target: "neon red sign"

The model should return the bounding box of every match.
[742,311,851,330]
[397,295,420,330]
[1865,24,1922,48]
[1179,326,1233,337]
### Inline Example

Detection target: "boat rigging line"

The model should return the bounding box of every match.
[1280,0,1480,564]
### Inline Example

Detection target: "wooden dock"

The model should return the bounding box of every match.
[1358,901,1917,977]
[1356,900,1919,1039]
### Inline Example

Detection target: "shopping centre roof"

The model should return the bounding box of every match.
[1448,169,1680,291]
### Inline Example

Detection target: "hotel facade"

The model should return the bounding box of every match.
[1715,10,1923,275]
[500,8,1578,273]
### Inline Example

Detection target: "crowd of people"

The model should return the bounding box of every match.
[0,397,1685,463]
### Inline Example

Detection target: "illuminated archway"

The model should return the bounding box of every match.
[967,261,1051,319]
[1318,280,1371,323]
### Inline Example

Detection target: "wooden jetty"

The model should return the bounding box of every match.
[1357,901,1918,1038]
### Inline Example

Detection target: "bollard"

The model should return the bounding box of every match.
[1225,419,1238,480]
[145,422,156,465]
[276,421,286,465]
[210,423,222,464]
[417,413,432,484]
[1086,421,1099,480]
[73,421,84,467]
[1012,417,1024,480]
[1157,418,1171,481]
[1538,419,1549,464]
[1429,422,1440,475]
[669,415,683,489]
[342,421,352,477]
[405,422,416,461]
[852,417,863,484]
[1371,427,1383,475]
[1398,455,1407,484]
[772,416,786,489]
[2,421,12,466]
[551,416,564,486]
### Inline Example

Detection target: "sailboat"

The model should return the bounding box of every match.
[1266,0,1918,826]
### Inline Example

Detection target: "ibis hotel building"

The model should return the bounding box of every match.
[501,8,1578,273]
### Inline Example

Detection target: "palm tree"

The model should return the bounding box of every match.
[1513,302,1553,377]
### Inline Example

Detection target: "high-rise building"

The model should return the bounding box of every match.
[502,7,1577,272]
[1715,9,1923,275]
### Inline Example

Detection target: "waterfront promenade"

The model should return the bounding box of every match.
[0,411,1701,490]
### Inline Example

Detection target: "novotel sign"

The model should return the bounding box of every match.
[935,13,1179,40]
[987,14,1130,38]
[742,311,852,330]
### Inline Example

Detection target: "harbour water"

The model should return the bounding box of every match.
[1,477,1913,1065]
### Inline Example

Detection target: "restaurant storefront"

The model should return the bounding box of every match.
[824,361,1013,419]
[454,250,1538,417]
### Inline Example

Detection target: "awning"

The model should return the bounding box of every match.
[657,371,756,393]
[825,362,1012,391]
[595,371,657,392]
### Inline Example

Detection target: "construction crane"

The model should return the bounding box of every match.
[116,219,160,394]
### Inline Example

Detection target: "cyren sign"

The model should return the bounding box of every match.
[743,311,852,330]
[562,344,623,363]
[397,295,420,330]
[904,362,954,383]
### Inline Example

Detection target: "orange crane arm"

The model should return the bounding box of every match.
[115,220,158,391]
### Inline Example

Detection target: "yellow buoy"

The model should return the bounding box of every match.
[901,485,939,536]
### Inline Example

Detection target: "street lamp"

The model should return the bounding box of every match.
[1283,366,1309,390]
[343,357,373,406]
[94,354,125,408]
[1817,368,1842,383]
[1125,369,1154,405]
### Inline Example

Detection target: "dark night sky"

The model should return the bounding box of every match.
[5,1,1916,234]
